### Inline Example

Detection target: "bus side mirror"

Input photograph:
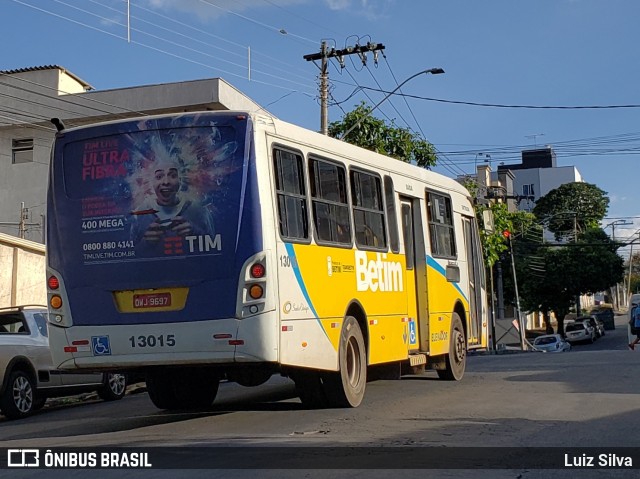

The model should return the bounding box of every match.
[446,264,460,283]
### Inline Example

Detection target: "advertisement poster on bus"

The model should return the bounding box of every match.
[60,115,246,266]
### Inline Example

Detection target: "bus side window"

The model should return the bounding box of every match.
[309,157,352,245]
[384,176,400,253]
[401,203,414,270]
[350,169,387,251]
[273,147,309,241]
[426,191,457,259]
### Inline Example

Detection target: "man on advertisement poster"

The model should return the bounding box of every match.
[130,155,215,256]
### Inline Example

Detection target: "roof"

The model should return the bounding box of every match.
[0,65,93,90]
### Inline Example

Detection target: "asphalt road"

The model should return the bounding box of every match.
[2,314,638,479]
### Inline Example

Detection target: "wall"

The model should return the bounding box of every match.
[0,232,46,307]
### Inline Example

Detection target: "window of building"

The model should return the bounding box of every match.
[522,184,535,197]
[12,138,34,164]
[426,191,457,258]
[309,157,351,245]
[351,169,387,250]
[273,147,309,241]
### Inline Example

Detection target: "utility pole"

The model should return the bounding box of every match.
[606,219,632,308]
[304,41,385,135]
[574,214,581,314]
[19,202,27,239]
[0,203,41,240]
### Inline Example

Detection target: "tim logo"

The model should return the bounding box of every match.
[7,449,39,467]
[91,336,112,356]
[163,236,184,255]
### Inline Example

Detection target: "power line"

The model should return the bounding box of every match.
[90,0,315,88]
[10,0,317,97]
[126,0,311,78]
[357,86,640,110]
[198,0,317,45]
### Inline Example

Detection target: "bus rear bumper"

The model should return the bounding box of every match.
[48,315,279,370]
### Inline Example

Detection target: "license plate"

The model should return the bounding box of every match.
[133,292,172,309]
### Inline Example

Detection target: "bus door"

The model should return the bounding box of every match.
[400,198,428,353]
[462,216,484,345]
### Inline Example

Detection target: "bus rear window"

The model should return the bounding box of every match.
[53,118,246,265]
[62,125,238,200]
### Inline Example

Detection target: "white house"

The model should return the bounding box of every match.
[497,146,583,213]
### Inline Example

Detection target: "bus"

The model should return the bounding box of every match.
[46,111,489,409]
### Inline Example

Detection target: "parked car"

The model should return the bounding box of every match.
[578,315,605,338]
[532,334,572,352]
[0,305,127,420]
[590,303,615,330]
[564,320,596,344]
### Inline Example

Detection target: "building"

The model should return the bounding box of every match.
[0,232,46,307]
[463,146,591,337]
[497,146,583,212]
[0,66,266,243]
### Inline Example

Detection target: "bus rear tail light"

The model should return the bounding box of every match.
[250,263,265,278]
[248,284,264,299]
[237,252,273,319]
[48,275,60,290]
[50,295,63,309]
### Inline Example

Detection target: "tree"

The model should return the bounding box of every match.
[328,102,437,168]
[518,247,575,333]
[533,182,608,240]
[518,183,624,334]
[459,178,537,267]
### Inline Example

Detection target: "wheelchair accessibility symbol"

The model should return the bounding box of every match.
[408,320,417,346]
[91,336,112,356]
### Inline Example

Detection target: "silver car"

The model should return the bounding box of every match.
[532,334,572,352]
[564,321,596,344]
[0,305,127,420]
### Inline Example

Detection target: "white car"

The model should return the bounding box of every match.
[0,305,127,420]
[564,321,596,344]
[532,334,572,352]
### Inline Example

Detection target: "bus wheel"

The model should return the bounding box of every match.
[292,370,329,409]
[323,316,367,408]
[437,313,466,381]
[146,370,180,410]
[147,368,219,410]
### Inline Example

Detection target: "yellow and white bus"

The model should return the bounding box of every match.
[46,111,489,409]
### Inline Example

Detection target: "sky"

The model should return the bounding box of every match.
[3,0,640,256]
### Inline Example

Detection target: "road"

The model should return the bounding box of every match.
[2,314,638,478]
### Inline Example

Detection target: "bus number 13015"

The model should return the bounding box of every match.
[129,334,176,348]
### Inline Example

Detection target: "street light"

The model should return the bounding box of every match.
[341,68,445,140]
[603,219,632,245]
[474,152,491,175]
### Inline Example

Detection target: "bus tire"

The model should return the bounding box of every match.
[147,369,219,410]
[323,316,367,408]
[437,313,466,381]
[146,370,180,410]
[293,370,329,409]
